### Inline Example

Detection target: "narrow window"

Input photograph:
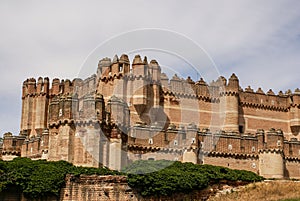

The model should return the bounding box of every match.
[59,109,63,117]
[239,125,244,133]
[277,140,281,146]
[191,138,195,144]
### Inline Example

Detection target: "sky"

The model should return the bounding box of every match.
[0,0,300,135]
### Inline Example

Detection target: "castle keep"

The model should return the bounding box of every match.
[1,54,300,179]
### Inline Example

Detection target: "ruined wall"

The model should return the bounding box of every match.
[60,175,228,201]
[60,175,136,201]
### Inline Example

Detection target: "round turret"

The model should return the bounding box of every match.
[149,59,161,82]
[51,78,60,95]
[27,78,37,94]
[98,57,111,78]
[227,73,239,92]
[220,74,240,132]
[132,55,143,65]
[119,54,130,64]
[107,95,129,127]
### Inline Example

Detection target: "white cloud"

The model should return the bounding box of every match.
[0,0,300,134]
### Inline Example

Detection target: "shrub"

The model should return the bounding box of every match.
[125,160,264,197]
[0,157,120,199]
[0,158,264,198]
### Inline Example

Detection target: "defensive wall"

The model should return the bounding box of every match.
[1,54,300,179]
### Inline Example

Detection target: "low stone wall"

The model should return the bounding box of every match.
[60,175,136,201]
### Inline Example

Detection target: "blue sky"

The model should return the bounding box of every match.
[0,0,300,135]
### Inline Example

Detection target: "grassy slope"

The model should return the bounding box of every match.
[209,181,300,201]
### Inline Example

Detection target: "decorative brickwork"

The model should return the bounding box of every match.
[1,54,300,178]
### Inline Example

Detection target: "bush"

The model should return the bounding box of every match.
[0,157,120,199]
[125,160,264,197]
[0,158,264,198]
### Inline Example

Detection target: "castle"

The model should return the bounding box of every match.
[1,54,300,179]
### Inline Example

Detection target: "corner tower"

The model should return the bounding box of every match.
[220,73,240,132]
[289,89,300,137]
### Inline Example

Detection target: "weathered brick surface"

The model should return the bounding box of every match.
[203,155,259,173]
[60,175,136,201]
[1,54,300,179]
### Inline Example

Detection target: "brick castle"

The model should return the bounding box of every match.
[1,54,300,179]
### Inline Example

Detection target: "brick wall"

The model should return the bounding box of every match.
[60,175,136,201]
[203,155,259,173]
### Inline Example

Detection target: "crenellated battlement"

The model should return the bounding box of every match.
[240,86,300,109]
[158,73,240,99]
[3,53,300,178]
[95,54,300,136]
[126,123,300,160]
[22,77,50,97]
[97,54,161,83]
[97,55,240,104]
[21,75,97,98]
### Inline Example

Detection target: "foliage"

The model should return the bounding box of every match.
[0,158,264,199]
[124,160,264,197]
[122,159,173,174]
[0,157,120,199]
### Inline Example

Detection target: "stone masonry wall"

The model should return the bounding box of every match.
[60,175,136,201]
